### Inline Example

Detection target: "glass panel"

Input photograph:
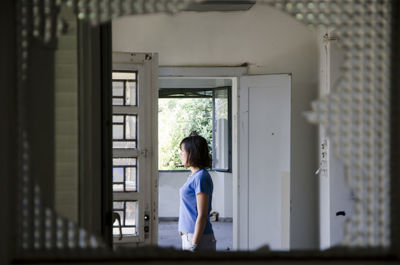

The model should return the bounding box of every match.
[125,167,137,191]
[113,72,136,80]
[112,81,124,96]
[113,184,124,192]
[113,201,124,209]
[215,88,228,120]
[113,124,124,140]
[113,211,125,226]
[113,228,122,236]
[113,115,124,123]
[113,167,124,182]
[126,81,137,106]
[122,227,136,235]
[112,201,138,237]
[113,158,137,166]
[125,115,137,139]
[214,88,229,170]
[112,98,124,106]
[113,141,137,149]
[125,201,138,226]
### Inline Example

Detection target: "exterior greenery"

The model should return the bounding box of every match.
[158,98,213,170]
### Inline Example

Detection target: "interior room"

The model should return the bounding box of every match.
[111,2,318,250]
[0,0,397,264]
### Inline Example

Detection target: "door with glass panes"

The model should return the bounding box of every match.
[112,52,158,246]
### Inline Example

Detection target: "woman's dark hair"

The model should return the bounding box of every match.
[180,132,212,169]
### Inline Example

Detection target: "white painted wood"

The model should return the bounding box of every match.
[325,31,354,248]
[239,74,291,250]
[112,52,159,246]
[232,77,239,250]
[281,171,290,249]
[318,29,331,250]
[318,30,354,249]
[238,77,249,250]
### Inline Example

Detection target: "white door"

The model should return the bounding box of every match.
[238,74,291,250]
[111,52,158,246]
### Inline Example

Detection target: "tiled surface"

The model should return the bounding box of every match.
[158,221,232,251]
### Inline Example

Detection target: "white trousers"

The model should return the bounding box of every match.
[181,233,216,251]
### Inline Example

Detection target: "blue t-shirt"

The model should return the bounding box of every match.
[178,169,214,234]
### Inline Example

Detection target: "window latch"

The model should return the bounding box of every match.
[139,149,148,157]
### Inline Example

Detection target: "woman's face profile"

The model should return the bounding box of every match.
[180,143,188,167]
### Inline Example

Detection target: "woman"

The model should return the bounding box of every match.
[178,133,216,252]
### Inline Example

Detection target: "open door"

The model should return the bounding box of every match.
[111,52,158,246]
[238,74,291,250]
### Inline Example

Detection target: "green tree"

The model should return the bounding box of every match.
[158,98,213,170]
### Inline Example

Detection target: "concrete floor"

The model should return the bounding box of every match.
[158,220,233,251]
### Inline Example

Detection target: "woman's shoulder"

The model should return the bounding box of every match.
[195,168,208,175]
[195,169,212,180]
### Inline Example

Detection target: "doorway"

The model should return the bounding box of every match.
[157,73,237,250]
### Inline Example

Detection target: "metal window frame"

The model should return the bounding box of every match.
[158,84,233,172]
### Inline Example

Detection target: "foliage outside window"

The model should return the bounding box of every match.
[158,87,231,171]
[158,98,213,170]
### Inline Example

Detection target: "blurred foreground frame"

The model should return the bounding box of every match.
[1,0,400,264]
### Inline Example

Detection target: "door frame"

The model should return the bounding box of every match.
[159,66,246,249]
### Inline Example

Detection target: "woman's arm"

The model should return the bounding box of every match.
[192,192,210,246]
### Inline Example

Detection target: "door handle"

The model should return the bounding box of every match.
[112,212,123,240]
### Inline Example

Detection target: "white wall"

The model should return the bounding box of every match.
[158,171,232,218]
[113,3,318,249]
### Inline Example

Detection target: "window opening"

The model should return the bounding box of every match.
[158,82,232,172]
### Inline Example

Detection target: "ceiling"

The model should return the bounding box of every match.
[184,0,256,12]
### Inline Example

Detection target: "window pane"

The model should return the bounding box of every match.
[125,115,137,139]
[125,201,138,225]
[125,167,137,191]
[113,211,124,226]
[214,88,229,170]
[112,98,124,106]
[113,158,137,166]
[113,202,124,209]
[121,227,136,236]
[126,81,137,106]
[113,125,123,140]
[112,81,124,96]
[113,115,124,123]
[113,72,136,80]
[113,184,123,192]
[113,141,136,149]
[113,227,122,236]
[113,167,124,182]
[112,201,138,237]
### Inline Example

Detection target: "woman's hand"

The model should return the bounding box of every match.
[192,192,209,246]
